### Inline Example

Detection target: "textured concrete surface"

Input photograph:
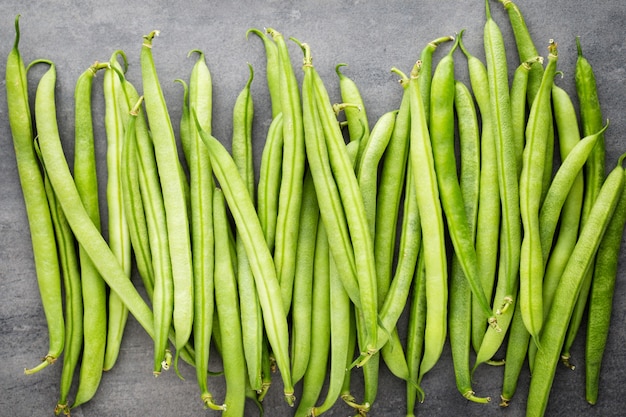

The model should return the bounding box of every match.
[1,1,626,416]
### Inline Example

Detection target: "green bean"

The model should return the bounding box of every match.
[526,156,626,417]
[290,171,319,384]
[247,28,281,118]
[230,63,264,393]
[311,254,353,416]
[38,150,83,416]
[408,61,447,385]
[267,28,306,314]
[336,63,370,155]
[519,40,558,344]
[213,189,246,416]
[8,18,63,376]
[585,169,626,404]
[561,37,607,368]
[119,79,174,377]
[299,43,361,315]
[294,221,331,417]
[449,80,490,404]
[499,299,527,407]
[103,50,133,371]
[374,75,410,299]
[141,31,194,371]
[71,61,110,408]
[257,113,284,251]
[192,112,294,405]
[118,76,155,301]
[176,78,192,170]
[311,50,379,359]
[186,50,222,408]
[458,34,501,353]
[33,60,155,342]
[484,0,520,313]
[429,33,493,322]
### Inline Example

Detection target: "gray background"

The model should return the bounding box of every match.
[2,0,626,416]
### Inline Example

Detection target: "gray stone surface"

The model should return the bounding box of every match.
[1,0,626,416]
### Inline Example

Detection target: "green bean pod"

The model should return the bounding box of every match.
[231,63,264,393]
[40,158,83,416]
[336,63,370,156]
[526,156,626,417]
[458,35,501,353]
[374,77,410,300]
[585,169,626,404]
[408,61,447,385]
[484,0,520,311]
[103,50,133,371]
[141,32,194,370]
[8,18,64,375]
[69,61,109,408]
[120,80,174,377]
[33,61,155,342]
[299,44,360,312]
[192,113,294,405]
[267,28,306,314]
[187,50,221,407]
[449,80,490,404]
[213,189,247,417]
[519,41,558,344]
[429,36,493,322]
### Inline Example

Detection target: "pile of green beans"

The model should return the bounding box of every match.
[7,1,626,416]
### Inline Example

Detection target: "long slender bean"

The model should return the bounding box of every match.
[141,31,194,369]
[408,61,447,385]
[484,0,520,313]
[519,40,558,344]
[247,28,281,118]
[8,18,64,376]
[72,61,110,408]
[103,50,133,371]
[186,50,222,408]
[267,28,306,314]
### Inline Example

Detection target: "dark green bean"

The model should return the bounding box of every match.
[103,50,133,372]
[266,28,306,314]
